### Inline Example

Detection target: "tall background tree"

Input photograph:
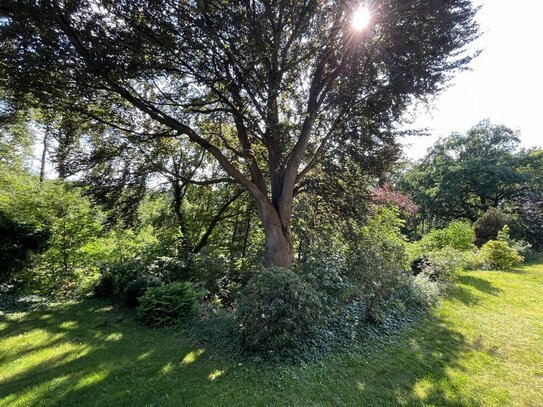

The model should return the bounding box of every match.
[0,0,479,267]
[400,120,543,243]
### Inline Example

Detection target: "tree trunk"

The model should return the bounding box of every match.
[39,130,49,183]
[260,203,294,268]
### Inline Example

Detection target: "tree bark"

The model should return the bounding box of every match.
[260,201,294,268]
[39,129,49,183]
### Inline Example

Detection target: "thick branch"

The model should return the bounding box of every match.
[192,189,245,253]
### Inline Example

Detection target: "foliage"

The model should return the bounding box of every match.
[84,226,167,295]
[422,248,465,284]
[346,207,409,322]
[137,282,198,327]
[93,274,117,298]
[515,189,543,251]
[124,277,163,308]
[458,250,483,271]
[236,268,324,354]
[408,220,477,282]
[0,107,34,169]
[408,220,475,260]
[0,211,50,283]
[1,0,479,267]
[0,169,104,294]
[400,121,542,226]
[477,241,523,270]
[509,239,533,260]
[31,186,103,294]
[398,274,441,309]
[372,183,418,214]
[473,207,511,247]
[477,226,524,270]
[299,250,348,303]
[192,252,258,306]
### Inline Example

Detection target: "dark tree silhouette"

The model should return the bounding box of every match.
[0,0,479,266]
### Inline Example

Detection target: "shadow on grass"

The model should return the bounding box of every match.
[0,300,229,406]
[505,267,526,274]
[446,274,503,306]
[0,298,486,406]
[457,275,502,296]
[348,313,480,407]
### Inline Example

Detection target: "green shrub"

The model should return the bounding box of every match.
[137,282,198,327]
[477,240,523,270]
[236,268,324,353]
[423,247,464,283]
[398,274,441,308]
[474,208,510,247]
[146,256,186,282]
[347,207,409,322]
[124,276,162,308]
[99,259,142,294]
[193,253,257,306]
[93,274,116,298]
[299,250,348,302]
[460,250,483,271]
[0,211,50,284]
[409,220,475,260]
[509,239,533,259]
[348,240,407,322]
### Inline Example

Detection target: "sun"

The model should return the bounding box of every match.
[352,5,371,31]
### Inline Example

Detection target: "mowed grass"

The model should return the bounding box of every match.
[1,261,543,406]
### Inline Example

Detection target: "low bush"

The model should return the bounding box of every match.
[193,254,256,306]
[299,250,348,305]
[474,208,510,247]
[398,274,441,309]
[347,207,409,322]
[124,276,162,308]
[348,240,407,322]
[459,250,483,270]
[146,256,186,282]
[93,274,117,298]
[410,256,430,277]
[137,282,198,327]
[477,226,524,270]
[423,248,464,283]
[236,268,324,354]
[0,211,51,284]
[477,241,523,270]
[409,220,475,260]
[509,239,533,259]
[101,259,142,293]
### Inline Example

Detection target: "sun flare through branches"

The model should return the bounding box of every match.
[352,5,371,31]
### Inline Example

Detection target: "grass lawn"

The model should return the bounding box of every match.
[1,261,543,406]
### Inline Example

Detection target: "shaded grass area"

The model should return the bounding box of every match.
[1,262,543,406]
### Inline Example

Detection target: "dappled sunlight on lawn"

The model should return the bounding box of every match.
[181,349,205,366]
[0,300,229,406]
[208,369,226,381]
[58,321,79,330]
[1,262,543,406]
[349,314,480,406]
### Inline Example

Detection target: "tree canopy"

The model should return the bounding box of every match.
[0,0,479,266]
[400,120,543,228]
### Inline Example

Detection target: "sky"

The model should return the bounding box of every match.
[401,0,543,159]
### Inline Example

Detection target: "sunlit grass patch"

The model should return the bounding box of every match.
[1,262,543,406]
[181,349,205,365]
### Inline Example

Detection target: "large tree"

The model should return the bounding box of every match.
[400,120,542,227]
[0,0,479,267]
